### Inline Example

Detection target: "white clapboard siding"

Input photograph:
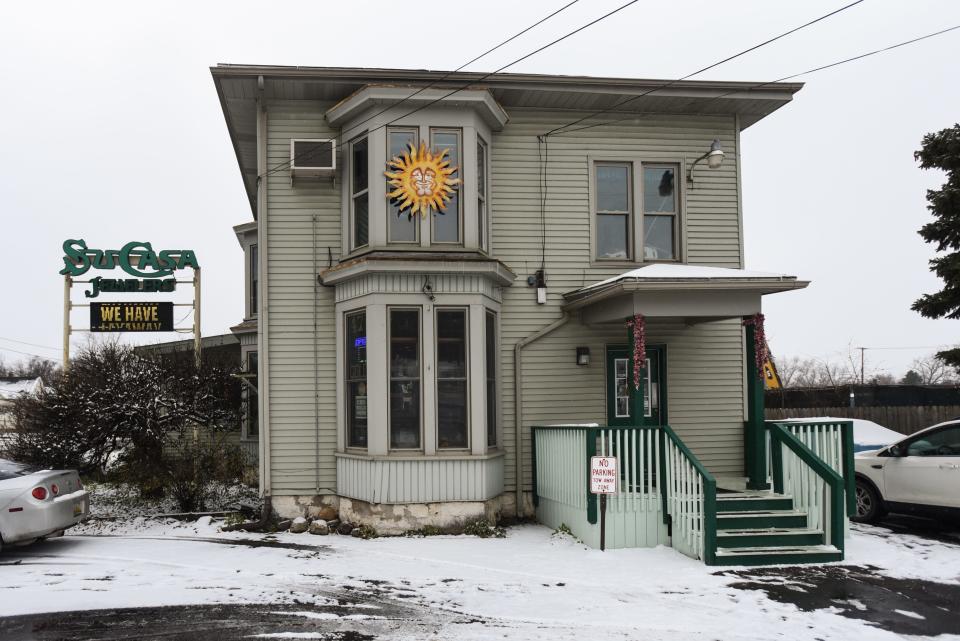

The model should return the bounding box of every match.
[336,454,505,504]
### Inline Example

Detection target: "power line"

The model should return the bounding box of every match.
[0,336,61,352]
[0,345,62,362]
[543,0,866,137]
[264,0,639,178]
[552,23,960,136]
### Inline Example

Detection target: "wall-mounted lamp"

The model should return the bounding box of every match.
[576,346,590,366]
[687,139,724,184]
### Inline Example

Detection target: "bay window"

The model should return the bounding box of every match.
[389,308,421,449]
[346,311,368,448]
[430,128,462,244]
[485,311,497,447]
[350,136,369,250]
[387,127,419,243]
[477,137,489,251]
[436,309,468,449]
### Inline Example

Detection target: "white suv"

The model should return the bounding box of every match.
[853,420,960,523]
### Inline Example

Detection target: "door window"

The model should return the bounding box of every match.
[615,358,630,418]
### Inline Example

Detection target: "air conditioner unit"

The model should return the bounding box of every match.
[289,139,336,178]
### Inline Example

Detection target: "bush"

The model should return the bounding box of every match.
[463,518,506,539]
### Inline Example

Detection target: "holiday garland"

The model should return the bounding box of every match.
[626,314,646,390]
[743,313,768,379]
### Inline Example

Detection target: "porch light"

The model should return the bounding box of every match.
[576,347,590,366]
[687,139,724,184]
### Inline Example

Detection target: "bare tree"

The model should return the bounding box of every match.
[911,354,957,385]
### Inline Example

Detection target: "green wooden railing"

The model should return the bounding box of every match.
[660,423,717,564]
[768,423,846,552]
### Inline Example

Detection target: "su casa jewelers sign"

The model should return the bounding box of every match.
[58,239,199,298]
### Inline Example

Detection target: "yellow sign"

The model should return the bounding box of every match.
[762,357,781,389]
[385,142,460,218]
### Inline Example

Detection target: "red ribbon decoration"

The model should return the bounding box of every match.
[742,313,768,380]
[626,314,646,390]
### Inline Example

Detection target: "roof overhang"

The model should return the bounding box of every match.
[211,65,803,218]
[326,86,508,131]
[320,251,516,288]
[564,265,808,323]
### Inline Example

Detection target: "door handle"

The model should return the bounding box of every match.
[870,464,883,469]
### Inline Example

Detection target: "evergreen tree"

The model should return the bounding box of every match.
[900,370,922,385]
[912,124,960,367]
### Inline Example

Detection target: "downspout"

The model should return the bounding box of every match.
[256,75,272,499]
[513,311,570,515]
[313,214,320,494]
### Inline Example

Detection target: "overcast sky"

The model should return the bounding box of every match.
[1,0,958,379]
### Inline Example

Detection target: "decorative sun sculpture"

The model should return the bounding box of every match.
[385,141,460,219]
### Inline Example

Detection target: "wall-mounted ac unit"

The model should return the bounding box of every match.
[289,139,336,178]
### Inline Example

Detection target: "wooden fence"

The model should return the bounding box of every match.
[765,406,960,436]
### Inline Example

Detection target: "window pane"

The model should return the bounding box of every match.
[643,167,676,213]
[477,140,486,198]
[354,194,368,247]
[390,310,420,449]
[644,215,675,260]
[346,312,367,448]
[352,138,368,193]
[485,312,496,447]
[432,131,460,243]
[596,164,629,212]
[249,244,258,315]
[598,214,629,259]
[437,309,467,449]
[388,129,418,242]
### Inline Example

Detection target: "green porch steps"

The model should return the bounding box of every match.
[710,492,841,566]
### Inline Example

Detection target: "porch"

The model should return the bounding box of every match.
[532,420,855,565]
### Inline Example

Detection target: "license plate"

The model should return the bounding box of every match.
[73,501,83,516]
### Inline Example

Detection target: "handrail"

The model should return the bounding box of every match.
[768,423,845,552]
[660,423,717,564]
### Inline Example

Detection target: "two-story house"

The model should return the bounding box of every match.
[214,66,854,565]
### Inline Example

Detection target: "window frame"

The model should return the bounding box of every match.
[477,136,489,252]
[349,134,370,251]
[589,156,685,265]
[345,309,368,450]
[388,306,423,451]
[386,126,421,244]
[484,310,498,448]
[429,127,464,246]
[243,350,259,441]
[435,306,470,451]
[640,163,680,262]
[249,243,258,318]
[593,161,634,261]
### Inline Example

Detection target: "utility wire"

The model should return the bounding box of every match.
[552,23,960,136]
[0,336,61,352]
[543,0,866,137]
[0,346,62,362]
[264,0,639,178]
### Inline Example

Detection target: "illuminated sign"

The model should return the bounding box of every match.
[354,337,367,348]
[59,239,198,299]
[90,302,174,332]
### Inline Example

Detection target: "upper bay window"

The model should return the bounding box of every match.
[594,161,680,262]
[387,127,419,243]
[430,128,462,244]
[350,136,369,250]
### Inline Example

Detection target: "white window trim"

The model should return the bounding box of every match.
[349,134,370,251]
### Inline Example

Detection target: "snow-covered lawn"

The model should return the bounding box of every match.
[1,518,959,640]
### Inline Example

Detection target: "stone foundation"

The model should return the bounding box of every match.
[270,491,535,536]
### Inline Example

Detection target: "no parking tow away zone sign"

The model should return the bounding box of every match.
[590,456,618,494]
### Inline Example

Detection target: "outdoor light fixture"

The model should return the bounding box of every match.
[687,139,724,184]
[576,347,590,366]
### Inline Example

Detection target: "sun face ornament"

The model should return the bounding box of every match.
[385,141,460,219]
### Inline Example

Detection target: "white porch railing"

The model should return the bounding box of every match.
[661,424,716,563]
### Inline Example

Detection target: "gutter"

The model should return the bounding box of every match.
[513,312,570,515]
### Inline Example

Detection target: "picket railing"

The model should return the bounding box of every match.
[768,423,846,551]
[660,424,717,564]
[765,420,855,517]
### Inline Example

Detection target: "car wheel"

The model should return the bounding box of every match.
[852,478,885,523]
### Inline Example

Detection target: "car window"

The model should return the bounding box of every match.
[906,426,960,457]
[0,458,38,480]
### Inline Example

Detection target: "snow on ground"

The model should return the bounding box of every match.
[2,518,959,640]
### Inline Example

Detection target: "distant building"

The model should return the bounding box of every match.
[0,377,44,433]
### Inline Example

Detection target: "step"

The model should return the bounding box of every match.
[715,509,808,530]
[716,493,794,513]
[713,544,842,566]
[716,527,824,548]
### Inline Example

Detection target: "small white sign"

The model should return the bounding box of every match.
[590,456,618,494]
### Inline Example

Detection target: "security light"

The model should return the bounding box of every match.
[687,139,725,183]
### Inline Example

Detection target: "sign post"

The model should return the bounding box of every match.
[590,455,618,551]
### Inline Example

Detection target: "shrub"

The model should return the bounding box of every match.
[463,518,505,539]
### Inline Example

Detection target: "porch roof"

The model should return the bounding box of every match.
[563,264,808,323]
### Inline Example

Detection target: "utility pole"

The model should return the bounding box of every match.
[857,346,867,385]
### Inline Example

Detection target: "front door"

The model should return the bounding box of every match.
[606,345,666,427]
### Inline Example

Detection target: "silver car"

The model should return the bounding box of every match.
[0,458,89,552]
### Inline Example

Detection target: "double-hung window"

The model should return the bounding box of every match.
[387,127,419,243]
[477,137,489,251]
[389,308,421,449]
[595,162,632,260]
[430,128,462,244]
[246,351,259,438]
[350,136,369,250]
[345,311,368,448]
[436,309,468,449]
[249,244,258,317]
[485,311,497,447]
[642,165,677,260]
